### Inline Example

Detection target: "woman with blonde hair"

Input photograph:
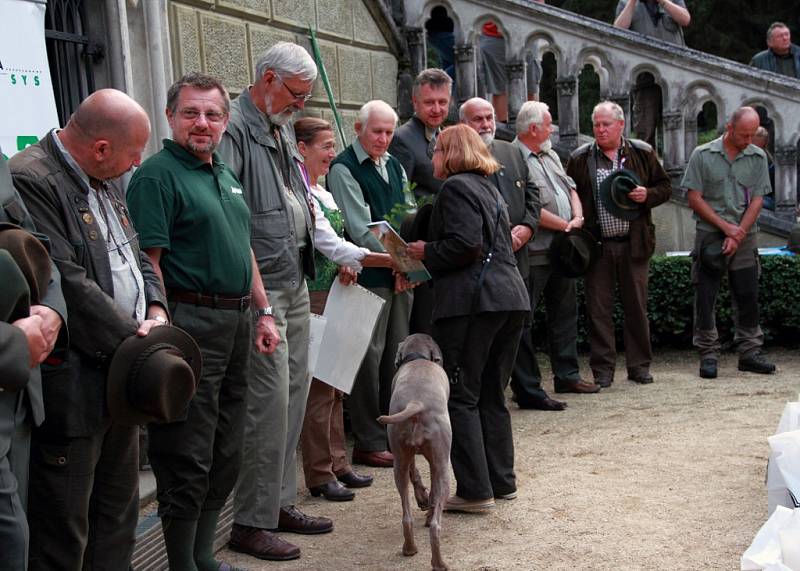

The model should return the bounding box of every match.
[407,124,529,512]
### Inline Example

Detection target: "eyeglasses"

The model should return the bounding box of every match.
[178,108,227,123]
[276,76,314,102]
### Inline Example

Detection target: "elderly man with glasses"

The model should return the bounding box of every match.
[216,42,330,563]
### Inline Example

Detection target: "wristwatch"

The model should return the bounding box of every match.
[254,306,274,318]
[151,315,169,325]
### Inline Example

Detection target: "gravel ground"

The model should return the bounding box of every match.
[217,348,798,571]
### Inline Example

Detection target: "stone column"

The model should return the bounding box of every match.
[556,76,579,150]
[405,27,425,77]
[506,59,526,125]
[454,43,476,107]
[661,110,683,172]
[774,145,798,220]
[396,60,414,122]
[608,92,631,137]
[683,117,698,166]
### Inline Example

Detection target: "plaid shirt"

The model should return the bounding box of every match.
[594,146,630,239]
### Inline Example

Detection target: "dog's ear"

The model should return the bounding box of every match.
[430,344,443,365]
[394,342,405,370]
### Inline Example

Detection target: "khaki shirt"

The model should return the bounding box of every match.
[681,136,770,233]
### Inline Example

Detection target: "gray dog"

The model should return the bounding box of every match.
[378,333,452,571]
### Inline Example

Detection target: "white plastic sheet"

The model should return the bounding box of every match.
[741,506,800,570]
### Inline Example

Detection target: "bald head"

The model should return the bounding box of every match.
[459,97,496,145]
[725,106,760,154]
[60,89,150,180]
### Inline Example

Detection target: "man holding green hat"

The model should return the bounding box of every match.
[0,151,66,570]
[683,106,775,379]
[567,101,671,388]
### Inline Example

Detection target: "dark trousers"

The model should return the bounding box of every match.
[585,240,652,379]
[692,231,763,358]
[511,263,580,402]
[350,288,412,451]
[28,421,139,571]
[0,391,29,571]
[433,310,525,500]
[149,303,251,521]
[409,280,434,336]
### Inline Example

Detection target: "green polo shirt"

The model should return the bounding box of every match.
[127,139,252,295]
[681,136,770,234]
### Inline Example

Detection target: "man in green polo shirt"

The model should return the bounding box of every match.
[127,73,280,571]
[682,106,775,379]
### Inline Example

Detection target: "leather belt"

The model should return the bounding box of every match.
[167,288,251,311]
[603,235,630,243]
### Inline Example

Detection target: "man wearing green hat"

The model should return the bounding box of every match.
[682,106,775,379]
[566,101,671,387]
[0,151,66,570]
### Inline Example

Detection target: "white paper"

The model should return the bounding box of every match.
[312,280,385,393]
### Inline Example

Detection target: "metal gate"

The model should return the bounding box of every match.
[44,0,104,126]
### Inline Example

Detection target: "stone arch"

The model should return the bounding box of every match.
[523,31,563,73]
[467,13,513,49]
[421,0,465,45]
[742,97,783,143]
[574,47,615,94]
[680,80,724,126]
[629,63,668,105]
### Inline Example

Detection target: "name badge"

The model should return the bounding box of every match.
[231,187,243,195]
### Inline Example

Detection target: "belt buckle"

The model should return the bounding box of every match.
[239,296,248,311]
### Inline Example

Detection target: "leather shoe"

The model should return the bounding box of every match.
[699,358,718,379]
[594,376,613,388]
[629,372,654,384]
[514,395,567,411]
[739,351,776,374]
[337,470,374,488]
[352,449,394,468]
[229,524,300,561]
[309,480,354,502]
[274,505,333,535]
[444,495,495,513]
[554,379,600,394]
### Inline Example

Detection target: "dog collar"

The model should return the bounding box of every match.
[396,351,432,369]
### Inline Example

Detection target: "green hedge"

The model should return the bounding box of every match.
[531,254,800,350]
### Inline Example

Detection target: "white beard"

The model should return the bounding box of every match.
[539,139,552,153]
[480,131,495,146]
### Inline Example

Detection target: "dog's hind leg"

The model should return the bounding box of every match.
[427,447,450,571]
[409,457,430,510]
[394,450,418,557]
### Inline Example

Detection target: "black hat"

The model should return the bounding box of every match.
[399,203,434,243]
[549,228,600,278]
[0,222,51,307]
[599,169,644,221]
[107,325,202,426]
[698,232,729,274]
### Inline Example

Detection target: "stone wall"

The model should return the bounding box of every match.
[168,0,400,145]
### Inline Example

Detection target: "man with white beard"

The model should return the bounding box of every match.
[510,101,600,410]
[459,97,539,282]
[218,42,332,562]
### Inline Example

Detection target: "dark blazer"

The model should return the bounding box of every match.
[0,151,67,425]
[488,140,540,279]
[750,44,800,77]
[566,138,670,260]
[10,133,166,437]
[423,172,530,322]
[389,116,442,200]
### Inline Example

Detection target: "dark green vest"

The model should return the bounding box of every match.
[329,145,405,289]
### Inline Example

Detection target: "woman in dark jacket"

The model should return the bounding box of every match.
[407,124,530,512]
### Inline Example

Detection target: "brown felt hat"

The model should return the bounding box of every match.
[107,325,202,426]
[0,223,51,306]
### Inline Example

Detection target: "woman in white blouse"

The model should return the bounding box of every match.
[295,117,393,501]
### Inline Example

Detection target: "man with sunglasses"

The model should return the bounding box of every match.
[217,42,332,562]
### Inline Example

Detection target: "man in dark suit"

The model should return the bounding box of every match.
[459,97,540,283]
[390,68,452,335]
[10,89,169,570]
[389,68,451,201]
[0,151,66,570]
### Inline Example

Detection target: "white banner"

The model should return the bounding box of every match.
[0,0,59,158]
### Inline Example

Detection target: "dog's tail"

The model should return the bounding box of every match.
[377,401,425,424]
